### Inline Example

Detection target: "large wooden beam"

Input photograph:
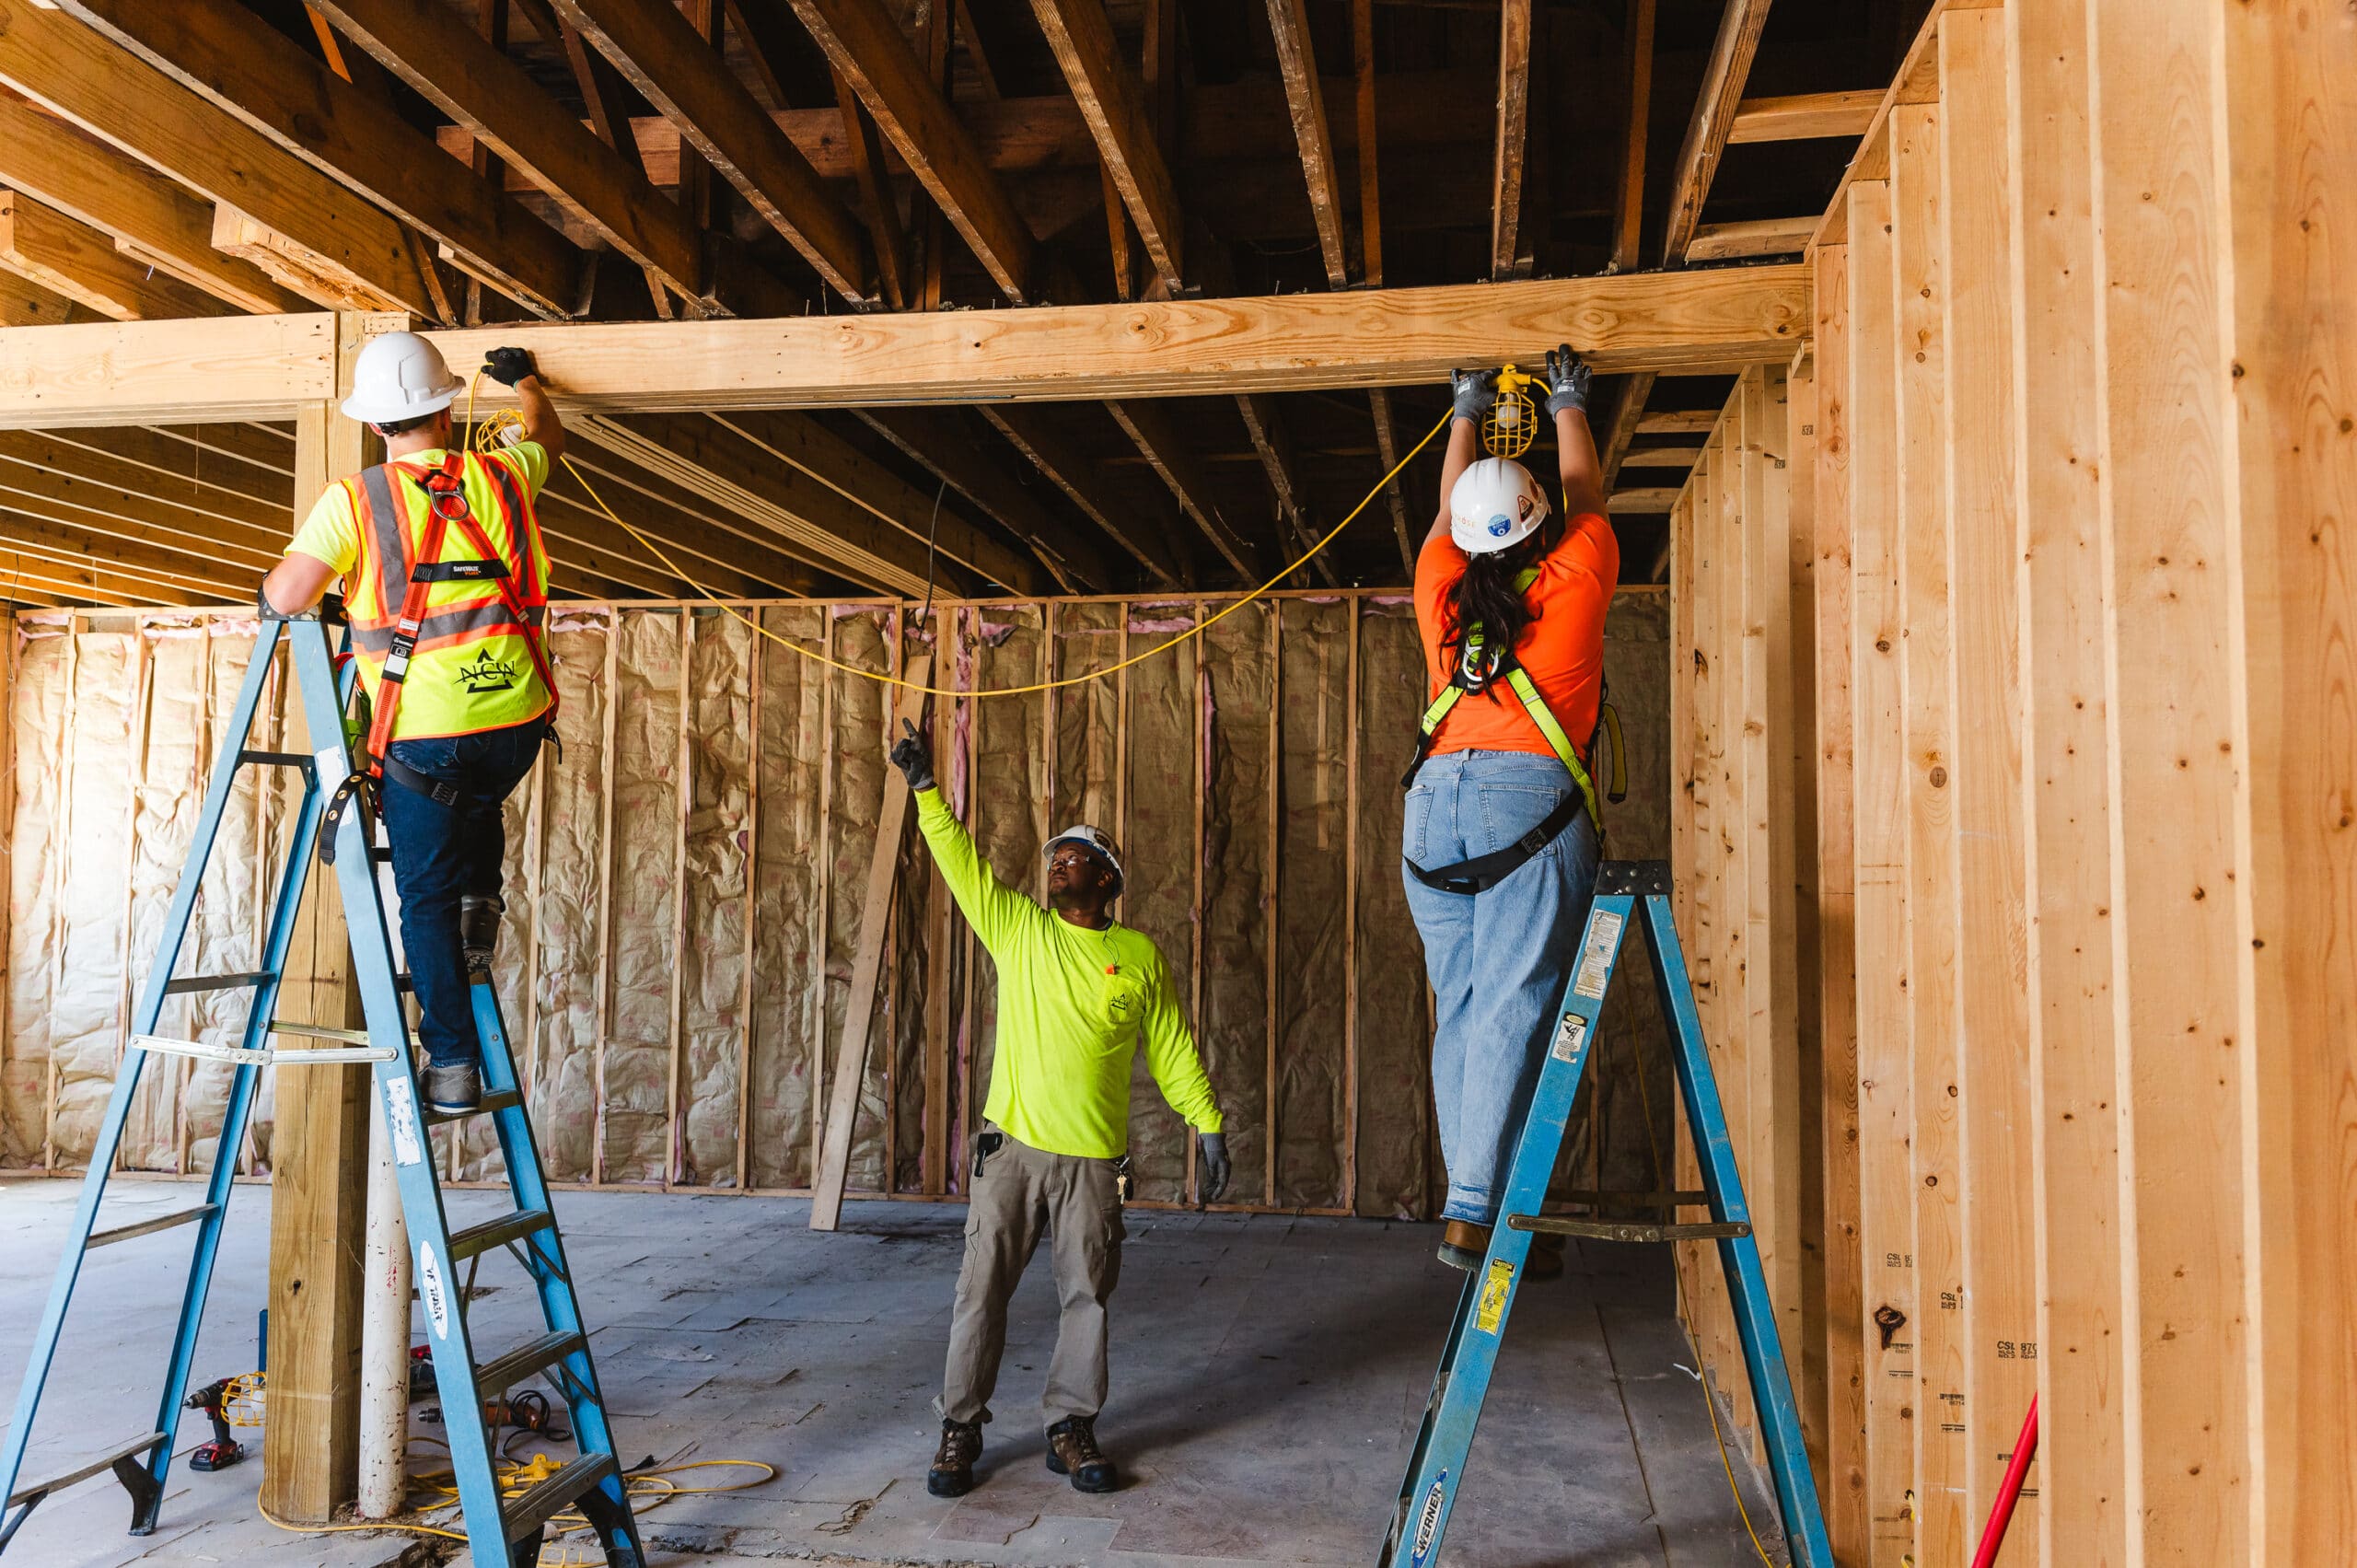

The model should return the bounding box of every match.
[855,406,1114,592]
[980,402,1186,585]
[549,0,870,301]
[0,99,311,316]
[1262,0,1350,287]
[1029,0,1185,285]
[1660,0,1772,263]
[0,192,234,322]
[787,0,1039,301]
[52,0,586,317]
[1107,399,1268,582]
[0,0,435,319]
[1489,0,1534,280]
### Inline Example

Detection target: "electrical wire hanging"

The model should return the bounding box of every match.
[464,375,1453,701]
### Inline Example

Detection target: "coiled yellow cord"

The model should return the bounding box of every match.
[464,373,1453,699]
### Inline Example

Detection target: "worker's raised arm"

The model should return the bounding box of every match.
[1542,345,1608,522]
[483,347,565,463]
[1427,371,1493,548]
[890,719,1033,955]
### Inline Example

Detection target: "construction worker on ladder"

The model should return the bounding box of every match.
[258,331,563,1117]
[1401,344,1619,1272]
[885,722,1228,1502]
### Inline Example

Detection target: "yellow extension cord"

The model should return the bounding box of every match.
[463,373,1454,700]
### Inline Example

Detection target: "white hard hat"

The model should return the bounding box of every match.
[342,330,463,424]
[1448,457,1551,554]
[1044,823,1124,892]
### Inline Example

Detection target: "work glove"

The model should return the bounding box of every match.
[482,346,539,387]
[1197,1132,1231,1205]
[1449,367,1498,424]
[1543,343,1592,418]
[890,717,936,793]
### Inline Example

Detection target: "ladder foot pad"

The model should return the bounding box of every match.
[502,1452,616,1542]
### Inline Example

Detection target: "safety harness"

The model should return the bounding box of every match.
[1401,565,1625,896]
[320,451,557,863]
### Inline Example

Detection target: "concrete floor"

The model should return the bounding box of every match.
[0,1174,1787,1567]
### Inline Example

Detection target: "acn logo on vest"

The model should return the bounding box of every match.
[455,652,521,694]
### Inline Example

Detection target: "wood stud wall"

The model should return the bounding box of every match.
[1675,2,2357,1563]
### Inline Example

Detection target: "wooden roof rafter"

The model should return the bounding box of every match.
[1660,0,1772,265]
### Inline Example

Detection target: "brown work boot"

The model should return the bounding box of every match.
[927,1417,984,1497]
[1045,1415,1118,1493]
[1438,1219,1492,1271]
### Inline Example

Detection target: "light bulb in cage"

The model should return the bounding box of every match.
[1483,365,1538,460]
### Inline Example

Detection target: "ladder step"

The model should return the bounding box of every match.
[6,1431,166,1508]
[88,1203,217,1250]
[447,1207,553,1262]
[500,1452,616,1544]
[1507,1215,1751,1244]
[423,1086,521,1128]
[161,971,273,995]
[237,749,312,771]
[474,1330,585,1393]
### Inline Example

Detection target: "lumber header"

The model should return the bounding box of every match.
[0,266,1805,426]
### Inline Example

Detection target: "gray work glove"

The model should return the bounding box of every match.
[482,346,539,387]
[1543,343,1592,417]
[1197,1132,1231,1205]
[889,717,936,792]
[1449,367,1498,424]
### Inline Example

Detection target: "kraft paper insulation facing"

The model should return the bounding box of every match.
[2,593,1671,1218]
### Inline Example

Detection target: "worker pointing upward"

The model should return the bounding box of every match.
[259,331,563,1118]
[886,719,1228,1501]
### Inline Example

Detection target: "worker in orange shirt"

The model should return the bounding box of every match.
[1402,345,1618,1270]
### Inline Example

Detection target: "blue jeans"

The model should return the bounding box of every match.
[380,717,547,1068]
[1401,750,1601,1225]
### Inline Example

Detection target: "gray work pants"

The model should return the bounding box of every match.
[941,1128,1126,1429]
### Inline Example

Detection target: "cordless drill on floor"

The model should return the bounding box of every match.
[184,1379,245,1472]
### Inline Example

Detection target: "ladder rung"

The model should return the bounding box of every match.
[161,971,273,995]
[237,749,312,771]
[269,1021,373,1046]
[448,1207,553,1262]
[500,1452,616,1544]
[474,1330,585,1393]
[88,1202,217,1249]
[6,1432,166,1508]
[1508,1215,1751,1244]
[424,1086,521,1128]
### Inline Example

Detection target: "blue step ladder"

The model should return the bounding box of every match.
[0,605,644,1568]
[1380,861,1833,1568]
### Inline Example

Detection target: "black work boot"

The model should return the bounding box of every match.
[1045,1416,1117,1493]
[423,1060,481,1116]
[459,894,504,976]
[928,1417,984,1498]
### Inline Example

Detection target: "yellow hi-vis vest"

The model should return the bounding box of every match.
[343,449,555,747]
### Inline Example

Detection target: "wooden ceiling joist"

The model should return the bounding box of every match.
[1605,486,1678,513]
[572,412,972,598]
[52,0,586,317]
[139,424,299,482]
[1726,88,1882,143]
[1234,393,1339,587]
[1686,215,1816,261]
[1637,409,1718,435]
[1618,446,1698,469]
[1661,0,1773,264]
[1106,399,1267,582]
[0,434,291,553]
[39,427,292,509]
[1028,0,1185,286]
[830,70,911,312]
[979,403,1186,585]
[854,407,1114,593]
[547,443,829,595]
[0,274,87,330]
[0,509,255,599]
[0,546,197,608]
[0,97,311,316]
[1489,0,1534,281]
[1597,370,1655,489]
[0,0,435,319]
[549,0,871,303]
[1612,0,1655,273]
[0,192,234,322]
[1365,387,1419,578]
[311,0,791,317]
[787,0,1039,302]
[1350,0,1380,285]
[1262,0,1351,288]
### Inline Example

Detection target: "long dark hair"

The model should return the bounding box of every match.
[1441,514,1565,696]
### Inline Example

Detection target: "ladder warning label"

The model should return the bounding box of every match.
[1550,1012,1589,1063]
[418,1239,450,1340]
[383,1078,424,1166]
[1572,912,1622,998]
[1476,1259,1515,1334]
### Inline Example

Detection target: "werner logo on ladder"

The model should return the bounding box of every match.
[1377,862,1834,1568]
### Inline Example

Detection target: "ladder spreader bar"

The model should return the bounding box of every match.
[87,1204,218,1250]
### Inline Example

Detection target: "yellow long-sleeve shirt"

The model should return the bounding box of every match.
[914,789,1222,1159]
